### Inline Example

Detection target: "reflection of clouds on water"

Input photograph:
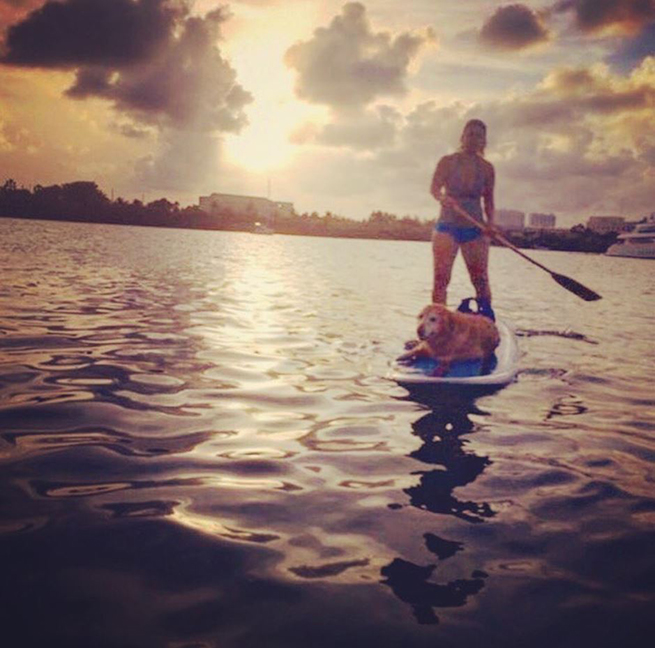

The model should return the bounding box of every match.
[382,398,492,625]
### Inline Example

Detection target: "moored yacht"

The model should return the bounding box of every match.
[606,216,655,258]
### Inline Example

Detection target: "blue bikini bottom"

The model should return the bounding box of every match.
[434,222,482,244]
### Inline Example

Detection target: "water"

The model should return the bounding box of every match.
[1,218,654,648]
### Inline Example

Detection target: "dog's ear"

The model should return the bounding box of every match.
[439,305,455,333]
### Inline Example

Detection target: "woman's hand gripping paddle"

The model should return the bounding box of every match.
[448,200,602,302]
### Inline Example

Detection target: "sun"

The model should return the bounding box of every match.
[224,99,301,174]
[221,3,323,174]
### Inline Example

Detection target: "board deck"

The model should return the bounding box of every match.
[389,319,519,389]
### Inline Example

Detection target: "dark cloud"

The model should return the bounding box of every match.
[1,1,252,194]
[0,0,41,10]
[1,1,252,133]
[533,65,655,116]
[0,0,41,30]
[1,1,38,7]
[554,0,655,34]
[479,4,550,50]
[607,21,655,69]
[115,122,153,139]
[66,10,252,132]
[284,2,433,108]
[2,0,181,68]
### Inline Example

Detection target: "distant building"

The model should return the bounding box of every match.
[528,212,556,228]
[275,201,295,217]
[496,209,525,230]
[586,215,625,234]
[199,193,295,221]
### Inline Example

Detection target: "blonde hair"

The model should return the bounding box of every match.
[460,119,487,155]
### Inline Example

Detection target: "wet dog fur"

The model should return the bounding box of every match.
[398,303,500,376]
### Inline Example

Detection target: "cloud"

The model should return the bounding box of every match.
[0,67,153,192]
[135,130,222,191]
[1,1,252,132]
[284,2,434,109]
[292,105,401,150]
[115,122,153,139]
[0,0,253,193]
[466,58,655,214]
[283,2,433,153]
[67,12,252,132]
[553,0,655,35]
[0,0,41,30]
[479,4,550,51]
[302,56,655,220]
[2,0,181,68]
[0,0,41,8]
[515,61,655,122]
[607,21,655,70]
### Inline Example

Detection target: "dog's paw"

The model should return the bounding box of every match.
[404,339,420,351]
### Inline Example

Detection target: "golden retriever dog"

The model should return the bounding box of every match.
[398,303,500,376]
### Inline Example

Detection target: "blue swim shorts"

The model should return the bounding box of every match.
[434,222,482,244]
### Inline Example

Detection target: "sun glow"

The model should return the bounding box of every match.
[222,4,323,174]
[224,91,305,173]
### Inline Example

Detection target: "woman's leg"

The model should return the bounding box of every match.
[461,236,491,303]
[431,231,459,304]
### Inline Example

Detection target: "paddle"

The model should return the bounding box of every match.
[447,200,602,302]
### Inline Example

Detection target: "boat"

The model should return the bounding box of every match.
[252,221,274,235]
[606,215,655,258]
[388,319,520,395]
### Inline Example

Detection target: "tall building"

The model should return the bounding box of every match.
[529,212,556,228]
[199,193,294,220]
[495,209,525,230]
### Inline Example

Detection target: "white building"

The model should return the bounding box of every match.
[529,212,556,228]
[496,209,525,230]
[275,201,295,217]
[586,215,625,234]
[199,193,294,220]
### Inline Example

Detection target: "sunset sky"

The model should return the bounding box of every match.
[1,0,654,225]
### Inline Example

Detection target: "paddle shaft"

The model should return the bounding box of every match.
[443,198,601,301]
[448,201,563,275]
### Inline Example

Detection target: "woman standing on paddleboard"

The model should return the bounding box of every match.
[430,119,496,319]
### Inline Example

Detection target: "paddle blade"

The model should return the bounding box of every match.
[552,273,602,301]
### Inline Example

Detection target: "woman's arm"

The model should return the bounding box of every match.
[430,156,449,202]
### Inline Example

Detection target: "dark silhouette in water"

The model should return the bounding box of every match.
[381,557,487,625]
[381,397,493,624]
[404,403,495,523]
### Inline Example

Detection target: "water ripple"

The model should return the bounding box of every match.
[1,220,653,647]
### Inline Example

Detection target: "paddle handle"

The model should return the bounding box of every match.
[447,200,554,275]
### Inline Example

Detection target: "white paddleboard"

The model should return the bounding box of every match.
[388,319,519,390]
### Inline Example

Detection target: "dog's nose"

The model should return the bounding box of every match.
[417,325,426,340]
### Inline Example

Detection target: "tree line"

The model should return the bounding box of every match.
[0,178,618,252]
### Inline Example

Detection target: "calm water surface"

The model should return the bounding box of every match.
[1,218,654,647]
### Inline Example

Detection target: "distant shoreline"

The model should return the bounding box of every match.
[0,178,618,253]
[1,211,619,253]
